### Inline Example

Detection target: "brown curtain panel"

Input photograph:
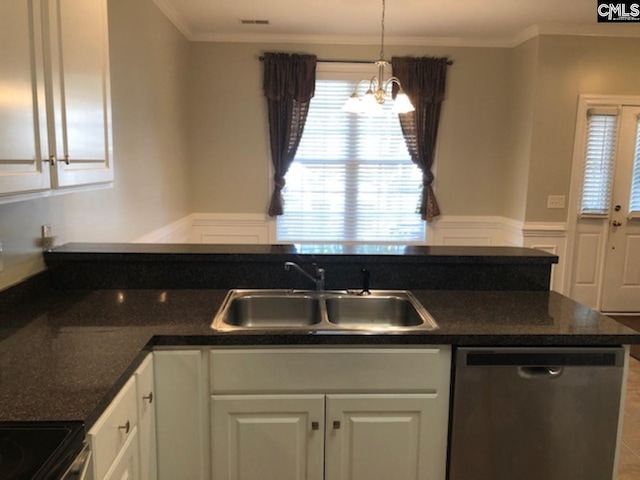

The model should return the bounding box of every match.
[392,56,449,222]
[263,52,317,217]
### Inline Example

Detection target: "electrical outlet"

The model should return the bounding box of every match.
[547,195,566,209]
[0,242,4,272]
[41,224,56,250]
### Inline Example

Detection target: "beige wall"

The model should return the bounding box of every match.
[188,42,513,216]
[503,37,539,222]
[525,35,640,222]
[0,0,192,290]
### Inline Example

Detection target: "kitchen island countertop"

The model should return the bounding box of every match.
[0,287,638,429]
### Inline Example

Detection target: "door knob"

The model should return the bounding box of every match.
[612,220,622,227]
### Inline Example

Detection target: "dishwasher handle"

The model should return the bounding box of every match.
[456,347,624,368]
[518,366,564,379]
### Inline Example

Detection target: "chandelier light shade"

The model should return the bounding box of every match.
[343,0,415,115]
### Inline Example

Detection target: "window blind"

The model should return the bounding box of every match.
[630,116,640,215]
[277,79,425,243]
[580,109,619,216]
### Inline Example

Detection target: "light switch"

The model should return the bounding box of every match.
[547,195,566,209]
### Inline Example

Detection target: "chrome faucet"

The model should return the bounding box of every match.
[284,261,325,291]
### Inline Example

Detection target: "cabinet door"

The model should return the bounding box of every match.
[154,350,207,480]
[89,376,139,480]
[0,0,51,197]
[325,394,448,480]
[44,0,114,188]
[211,395,325,480]
[103,427,141,480]
[135,354,157,480]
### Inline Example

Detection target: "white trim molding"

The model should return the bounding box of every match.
[521,222,568,294]
[191,213,273,244]
[427,215,524,247]
[134,215,194,243]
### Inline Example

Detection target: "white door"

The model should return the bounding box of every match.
[0,0,51,197]
[45,0,114,188]
[325,394,447,480]
[602,106,640,312]
[211,394,325,480]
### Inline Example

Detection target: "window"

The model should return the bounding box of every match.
[579,108,619,216]
[276,67,424,243]
[630,116,640,215]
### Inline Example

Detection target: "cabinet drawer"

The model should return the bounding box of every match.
[89,376,138,480]
[210,348,451,394]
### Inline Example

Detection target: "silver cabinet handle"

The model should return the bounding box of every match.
[118,420,130,434]
[62,155,70,165]
[48,155,56,166]
[143,392,153,404]
[333,420,341,430]
[311,421,319,431]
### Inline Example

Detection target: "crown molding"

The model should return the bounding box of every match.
[192,32,516,48]
[151,0,194,40]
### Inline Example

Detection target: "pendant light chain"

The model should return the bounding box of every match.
[380,0,386,60]
[342,0,415,114]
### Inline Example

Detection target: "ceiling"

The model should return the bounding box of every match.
[152,0,639,47]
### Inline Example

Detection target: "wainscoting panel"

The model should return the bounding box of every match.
[522,222,568,294]
[191,213,272,245]
[428,216,524,248]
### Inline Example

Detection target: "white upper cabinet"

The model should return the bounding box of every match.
[0,0,113,200]
[0,0,50,195]
[45,0,114,188]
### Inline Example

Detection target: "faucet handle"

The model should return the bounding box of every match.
[361,269,371,295]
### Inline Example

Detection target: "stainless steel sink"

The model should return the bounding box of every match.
[211,289,439,332]
[218,293,321,327]
[325,295,424,328]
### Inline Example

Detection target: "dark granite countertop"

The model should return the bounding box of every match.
[46,243,558,263]
[0,287,637,430]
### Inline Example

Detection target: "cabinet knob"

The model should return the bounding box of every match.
[118,420,130,434]
[311,421,319,431]
[48,155,56,166]
[62,155,70,165]
[143,392,153,404]
[333,420,341,430]
[612,220,622,227]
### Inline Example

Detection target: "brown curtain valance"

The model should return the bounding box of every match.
[262,52,317,216]
[392,56,450,222]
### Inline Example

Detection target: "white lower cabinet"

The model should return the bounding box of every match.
[89,376,140,480]
[154,350,208,480]
[103,428,141,480]
[212,395,324,480]
[211,393,442,480]
[325,394,443,480]
[89,353,156,480]
[210,348,451,480]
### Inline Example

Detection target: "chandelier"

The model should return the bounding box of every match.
[343,0,415,115]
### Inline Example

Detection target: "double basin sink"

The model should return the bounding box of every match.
[211,289,439,332]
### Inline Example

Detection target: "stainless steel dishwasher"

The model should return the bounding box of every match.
[448,347,625,480]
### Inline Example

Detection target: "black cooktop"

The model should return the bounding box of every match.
[0,422,84,479]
